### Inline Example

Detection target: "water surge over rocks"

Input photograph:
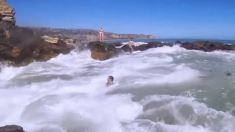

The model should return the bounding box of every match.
[1,42,235,132]
[87,41,235,61]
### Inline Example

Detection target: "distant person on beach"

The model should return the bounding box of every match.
[106,76,114,87]
[128,38,134,53]
[99,27,104,42]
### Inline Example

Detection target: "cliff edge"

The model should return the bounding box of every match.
[0,0,15,27]
[0,0,74,67]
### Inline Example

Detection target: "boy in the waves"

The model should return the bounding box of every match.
[106,76,114,87]
[128,38,135,53]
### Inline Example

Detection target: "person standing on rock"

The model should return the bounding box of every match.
[99,27,104,42]
[128,38,135,53]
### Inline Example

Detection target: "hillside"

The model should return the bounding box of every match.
[28,27,156,41]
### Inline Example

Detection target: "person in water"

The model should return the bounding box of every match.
[106,76,114,87]
[128,38,134,53]
[99,27,104,42]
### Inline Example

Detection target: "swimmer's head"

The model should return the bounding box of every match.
[108,76,114,82]
[130,38,133,40]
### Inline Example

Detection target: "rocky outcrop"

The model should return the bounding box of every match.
[62,38,76,45]
[87,41,121,60]
[41,35,76,45]
[0,0,74,67]
[180,41,235,51]
[0,125,24,132]
[0,27,74,66]
[0,0,15,26]
[123,41,235,52]
[27,27,156,41]
[41,35,59,43]
[88,41,235,60]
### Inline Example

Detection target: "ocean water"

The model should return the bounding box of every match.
[108,38,235,45]
[1,40,235,132]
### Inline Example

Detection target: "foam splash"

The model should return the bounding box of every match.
[0,43,235,132]
[139,95,235,132]
[121,42,148,46]
[18,94,142,132]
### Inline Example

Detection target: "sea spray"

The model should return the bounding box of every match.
[0,44,235,132]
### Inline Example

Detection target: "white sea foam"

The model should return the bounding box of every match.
[121,42,148,46]
[140,95,235,132]
[0,43,235,132]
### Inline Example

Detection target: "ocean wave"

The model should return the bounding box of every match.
[0,44,235,132]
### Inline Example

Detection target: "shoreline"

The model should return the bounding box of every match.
[104,38,235,44]
[87,40,235,60]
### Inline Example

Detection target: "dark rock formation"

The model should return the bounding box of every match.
[27,27,156,41]
[0,0,74,67]
[87,41,120,60]
[128,41,235,52]
[0,125,24,132]
[88,41,235,60]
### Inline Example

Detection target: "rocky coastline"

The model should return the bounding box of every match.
[0,0,156,69]
[1,40,235,131]
[88,41,235,60]
[0,0,74,68]
[28,27,156,42]
[0,0,235,131]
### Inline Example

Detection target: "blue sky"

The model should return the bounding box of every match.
[8,0,235,40]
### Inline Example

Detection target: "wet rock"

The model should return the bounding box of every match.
[88,40,235,61]
[0,0,74,67]
[120,41,173,52]
[112,42,122,47]
[175,40,182,44]
[120,44,133,52]
[87,41,118,60]
[0,125,24,132]
[181,41,235,51]
[0,27,74,66]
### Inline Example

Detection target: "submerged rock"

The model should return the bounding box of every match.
[0,125,24,132]
[0,0,74,67]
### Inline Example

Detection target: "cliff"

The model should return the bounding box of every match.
[0,0,15,27]
[28,27,156,41]
[0,0,74,67]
